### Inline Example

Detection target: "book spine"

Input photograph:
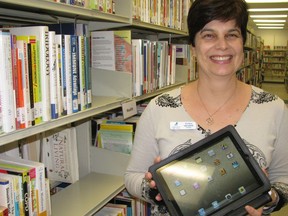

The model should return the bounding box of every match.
[0,179,12,215]
[64,35,72,115]
[27,43,36,126]
[0,30,16,133]
[78,36,86,111]
[60,35,68,116]
[18,40,32,128]
[84,36,92,108]
[48,31,59,119]
[70,35,79,113]
[40,29,51,122]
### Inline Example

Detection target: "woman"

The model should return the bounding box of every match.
[125,0,288,215]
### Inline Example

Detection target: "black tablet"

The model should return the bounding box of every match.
[149,125,271,216]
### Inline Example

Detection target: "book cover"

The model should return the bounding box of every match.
[0,30,16,133]
[0,155,47,216]
[9,26,51,122]
[98,123,134,154]
[91,31,116,70]
[42,127,79,183]
[48,31,59,120]
[114,30,132,73]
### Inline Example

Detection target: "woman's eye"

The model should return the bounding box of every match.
[203,34,214,39]
[226,34,239,39]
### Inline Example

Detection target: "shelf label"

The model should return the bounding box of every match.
[122,99,137,119]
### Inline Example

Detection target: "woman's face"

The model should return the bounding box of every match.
[192,19,244,79]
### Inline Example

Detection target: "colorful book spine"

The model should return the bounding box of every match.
[78,35,86,111]
[70,35,79,113]
[64,35,72,115]
[84,36,92,108]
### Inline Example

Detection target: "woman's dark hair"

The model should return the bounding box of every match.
[187,0,248,47]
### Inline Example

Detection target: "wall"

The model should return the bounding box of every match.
[254,29,288,49]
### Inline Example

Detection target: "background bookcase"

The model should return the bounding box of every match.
[0,0,191,215]
[263,49,287,83]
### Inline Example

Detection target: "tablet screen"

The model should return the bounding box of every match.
[155,135,266,216]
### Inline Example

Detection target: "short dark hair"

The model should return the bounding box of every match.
[187,0,248,47]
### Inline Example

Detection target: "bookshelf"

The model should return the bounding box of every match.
[263,49,287,83]
[0,0,191,215]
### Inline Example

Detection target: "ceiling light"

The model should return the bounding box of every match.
[246,0,288,2]
[253,19,286,22]
[258,27,284,29]
[256,23,285,26]
[250,15,288,18]
[248,8,288,12]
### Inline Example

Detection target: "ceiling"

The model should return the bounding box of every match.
[246,2,288,31]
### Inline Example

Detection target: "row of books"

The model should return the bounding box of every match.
[0,24,92,134]
[52,0,116,14]
[133,0,190,31]
[91,30,195,97]
[0,155,51,216]
[95,190,151,216]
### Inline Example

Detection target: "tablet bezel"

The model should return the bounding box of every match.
[149,125,271,216]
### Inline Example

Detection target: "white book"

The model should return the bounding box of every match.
[0,155,47,216]
[0,30,16,133]
[48,31,58,119]
[91,31,116,71]
[9,26,51,122]
[132,39,144,96]
[55,35,67,116]
[42,127,79,183]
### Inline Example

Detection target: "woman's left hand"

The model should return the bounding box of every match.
[245,205,263,216]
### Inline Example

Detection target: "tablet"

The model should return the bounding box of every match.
[149,125,271,216]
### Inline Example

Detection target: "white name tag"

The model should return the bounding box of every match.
[170,121,197,130]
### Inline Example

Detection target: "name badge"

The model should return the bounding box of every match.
[170,121,197,130]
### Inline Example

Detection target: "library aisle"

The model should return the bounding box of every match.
[261,82,288,215]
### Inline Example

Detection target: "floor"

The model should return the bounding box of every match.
[261,82,288,103]
[260,82,288,215]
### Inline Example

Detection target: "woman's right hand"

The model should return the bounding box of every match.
[145,156,163,202]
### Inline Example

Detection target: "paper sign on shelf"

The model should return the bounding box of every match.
[122,99,137,119]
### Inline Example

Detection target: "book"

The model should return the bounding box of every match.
[0,155,47,216]
[64,35,73,115]
[0,30,16,133]
[0,206,8,216]
[0,173,19,216]
[70,35,79,113]
[114,30,132,73]
[0,164,30,216]
[42,127,79,183]
[55,34,67,116]
[78,35,87,111]
[84,36,92,109]
[98,122,134,154]
[48,31,59,119]
[16,38,32,128]
[9,26,51,122]
[0,178,14,216]
[91,31,116,70]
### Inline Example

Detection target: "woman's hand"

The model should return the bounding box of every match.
[245,206,263,216]
[145,156,162,202]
